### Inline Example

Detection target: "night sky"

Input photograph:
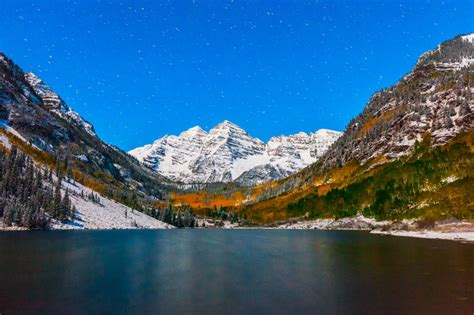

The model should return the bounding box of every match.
[1,0,473,150]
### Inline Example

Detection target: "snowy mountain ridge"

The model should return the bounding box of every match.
[129,120,341,185]
[25,72,96,136]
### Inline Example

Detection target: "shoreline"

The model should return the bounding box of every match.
[370,229,474,243]
[2,216,473,243]
[198,215,474,242]
[273,216,474,242]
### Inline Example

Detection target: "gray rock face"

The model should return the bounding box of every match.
[25,72,96,136]
[129,121,341,185]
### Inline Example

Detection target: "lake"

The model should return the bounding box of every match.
[0,230,472,314]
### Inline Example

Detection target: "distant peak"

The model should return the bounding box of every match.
[314,128,342,135]
[295,131,309,137]
[213,120,244,130]
[219,120,237,127]
[188,125,206,132]
[180,125,207,138]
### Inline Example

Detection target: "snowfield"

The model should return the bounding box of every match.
[1,123,173,231]
[51,180,174,230]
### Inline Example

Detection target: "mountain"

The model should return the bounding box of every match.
[0,51,178,229]
[171,33,474,223]
[24,72,96,137]
[319,33,474,170]
[129,120,341,186]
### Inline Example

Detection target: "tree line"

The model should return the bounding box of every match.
[0,145,201,229]
[0,146,75,229]
[143,205,197,228]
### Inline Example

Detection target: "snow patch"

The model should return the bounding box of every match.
[0,120,29,144]
[51,180,174,230]
[461,33,474,43]
[371,230,474,242]
[441,175,459,184]
[0,133,11,149]
[76,154,88,162]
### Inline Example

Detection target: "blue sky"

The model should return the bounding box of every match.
[1,0,473,150]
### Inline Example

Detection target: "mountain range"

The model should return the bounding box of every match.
[0,33,473,229]
[129,121,341,186]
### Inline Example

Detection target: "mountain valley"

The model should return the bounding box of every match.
[0,33,473,231]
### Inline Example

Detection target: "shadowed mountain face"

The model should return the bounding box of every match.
[129,120,341,186]
[0,52,172,200]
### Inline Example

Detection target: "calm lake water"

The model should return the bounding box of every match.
[0,230,472,314]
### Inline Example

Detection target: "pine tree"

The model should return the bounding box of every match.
[22,204,33,229]
[460,99,471,116]
[55,159,61,178]
[13,202,22,225]
[53,178,62,218]
[70,205,76,222]
[60,188,71,222]
[2,198,14,226]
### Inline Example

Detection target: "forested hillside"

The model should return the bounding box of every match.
[0,145,76,229]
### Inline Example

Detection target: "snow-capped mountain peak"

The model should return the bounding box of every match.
[180,125,207,138]
[129,121,341,185]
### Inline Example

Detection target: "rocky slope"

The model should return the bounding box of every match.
[25,72,96,137]
[129,121,341,185]
[319,33,474,170]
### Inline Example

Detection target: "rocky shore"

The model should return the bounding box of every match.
[272,215,474,242]
[199,215,474,242]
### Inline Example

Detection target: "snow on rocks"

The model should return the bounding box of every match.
[24,72,97,137]
[461,33,474,43]
[273,215,392,230]
[0,133,11,149]
[371,230,474,242]
[0,119,29,144]
[129,120,341,185]
[196,218,240,229]
[272,215,474,242]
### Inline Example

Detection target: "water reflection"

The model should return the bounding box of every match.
[0,230,472,314]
